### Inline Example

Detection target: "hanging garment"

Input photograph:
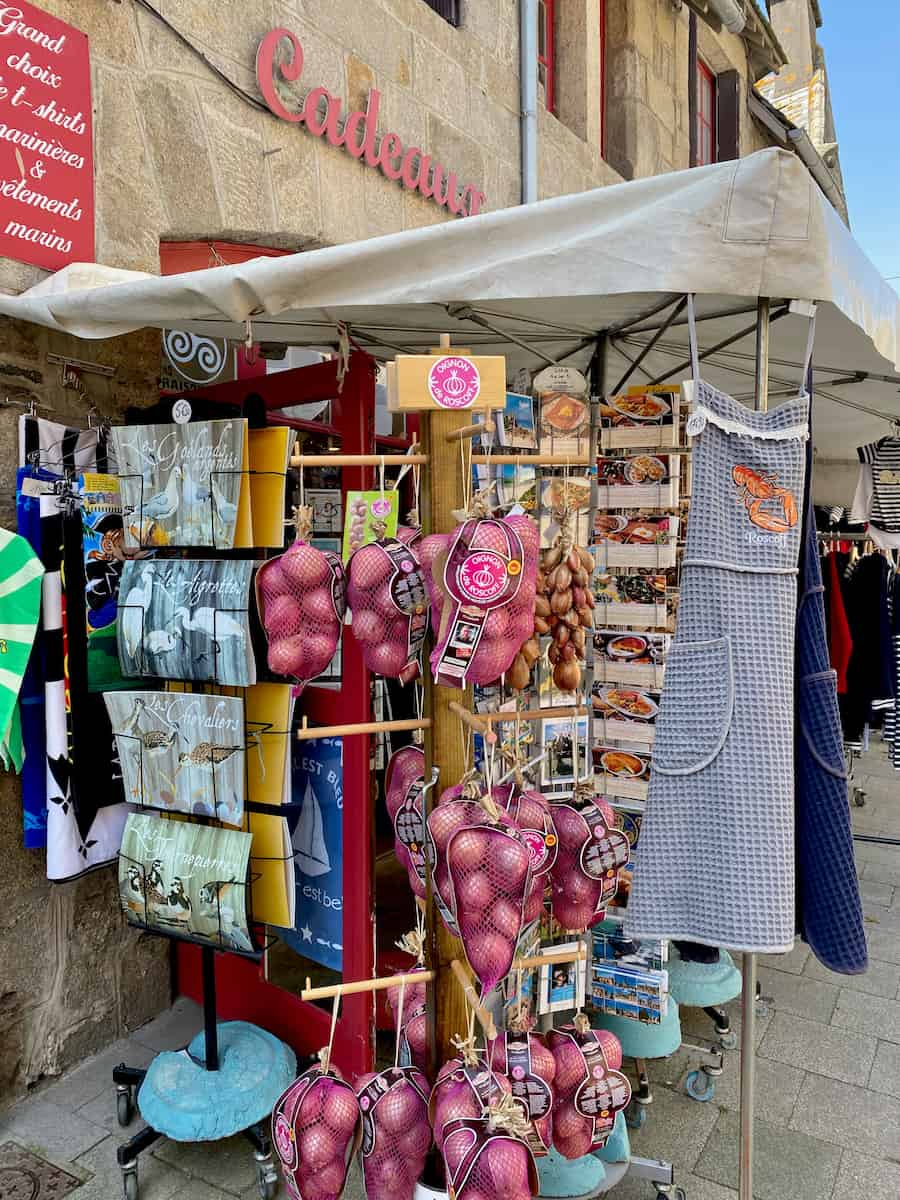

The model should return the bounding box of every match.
[882,574,900,769]
[795,415,867,974]
[19,415,111,475]
[0,527,44,769]
[855,439,900,535]
[15,467,55,847]
[839,553,894,744]
[626,379,808,954]
[822,549,853,693]
[42,493,128,881]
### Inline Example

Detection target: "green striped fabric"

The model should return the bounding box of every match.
[0,528,44,772]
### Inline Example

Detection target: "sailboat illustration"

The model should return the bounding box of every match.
[295,781,330,876]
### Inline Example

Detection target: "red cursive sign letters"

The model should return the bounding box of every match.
[256,28,486,218]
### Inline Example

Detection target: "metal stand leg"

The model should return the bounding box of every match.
[201,944,219,1071]
[245,1122,278,1200]
[739,953,757,1200]
[626,1057,651,1128]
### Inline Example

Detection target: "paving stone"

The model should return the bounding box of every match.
[756,966,839,1024]
[75,1082,150,1139]
[868,1038,900,1100]
[859,878,895,907]
[153,1133,257,1194]
[678,997,773,1050]
[831,1151,900,1200]
[656,1046,802,1126]
[168,1182,235,1200]
[802,953,900,999]
[853,839,900,869]
[864,904,900,933]
[864,860,900,888]
[132,998,203,1052]
[625,1075,720,1171]
[864,926,900,965]
[757,1011,876,1086]
[598,1168,737,1200]
[0,1098,108,1163]
[41,1038,156,1112]
[789,1072,900,1156]
[693,1109,841,1200]
[758,941,811,976]
[72,1133,183,1200]
[831,987,900,1044]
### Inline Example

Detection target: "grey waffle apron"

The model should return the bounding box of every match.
[626,378,809,954]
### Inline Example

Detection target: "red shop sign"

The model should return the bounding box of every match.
[256,28,486,219]
[0,3,94,271]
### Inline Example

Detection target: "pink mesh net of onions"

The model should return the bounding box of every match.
[355,1066,432,1200]
[385,967,429,1078]
[430,1058,512,1152]
[548,794,629,932]
[347,531,429,683]
[441,1115,537,1200]
[547,1025,631,1159]
[384,745,427,901]
[488,1031,556,1155]
[272,1067,360,1200]
[257,539,345,689]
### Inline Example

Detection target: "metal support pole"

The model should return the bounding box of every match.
[201,945,219,1072]
[739,296,770,1200]
[519,0,539,204]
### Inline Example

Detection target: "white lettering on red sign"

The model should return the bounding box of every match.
[256,28,486,219]
[0,2,93,270]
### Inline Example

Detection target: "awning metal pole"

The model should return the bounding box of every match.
[608,296,688,396]
[645,305,788,387]
[739,296,770,1200]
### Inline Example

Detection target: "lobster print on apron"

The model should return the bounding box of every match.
[627,333,810,954]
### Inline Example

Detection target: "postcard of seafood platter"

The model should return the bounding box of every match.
[112,418,248,550]
[105,691,246,825]
[119,812,255,953]
[117,559,255,686]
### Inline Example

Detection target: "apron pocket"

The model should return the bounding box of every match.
[652,636,734,775]
[799,669,848,780]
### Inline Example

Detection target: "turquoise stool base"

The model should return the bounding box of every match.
[138,1021,297,1142]
[667,948,742,1008]
[594,999,682,1060]
[537,1147,607,1199]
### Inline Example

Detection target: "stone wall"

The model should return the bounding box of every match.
[0,319,170,1107]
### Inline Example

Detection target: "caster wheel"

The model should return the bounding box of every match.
[718,1030,738,1051]
[257,1163,278,1199]
[123,1170,139,1200]
[853,789,866,807]
[685,1070,715,1102]
[625,1101,647,1129]
[756,1002,771,1019]
[117,1088,134,1128]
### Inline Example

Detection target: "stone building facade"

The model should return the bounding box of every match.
[0,0,843,1103]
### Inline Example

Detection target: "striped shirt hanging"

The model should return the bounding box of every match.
[0,527,44,771]
[858,438,900,533]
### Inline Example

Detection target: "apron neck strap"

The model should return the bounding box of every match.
[799,307,817,395]
[687,293,700,384]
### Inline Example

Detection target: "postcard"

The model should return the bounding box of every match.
[539,474,591,548]
[597,454,679,508]
[534,365,590,457]
[79,472,139,693]
[593,629,668,688]
[117,559,256,687]
[541,716,589,789]
[593,514,679,569]
[342,490,400,559]
[113,418,249,550]
[537,941,588,1015]
[591,683,661,745]
[498,464,537,512]
[119,811,255,953]
[497,392,537,449]
[594,573,667,629]
[592,743,651,802]
[105,691,246,825]
[599,386,679,449]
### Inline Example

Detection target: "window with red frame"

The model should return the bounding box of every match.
[538,0,556,113]
[696,58,717,166]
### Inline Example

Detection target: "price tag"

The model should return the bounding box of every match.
[172,398,192,424]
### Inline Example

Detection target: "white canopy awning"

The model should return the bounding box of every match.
[1,148,898,466]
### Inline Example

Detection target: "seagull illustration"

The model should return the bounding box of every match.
[210,475,238,530]
[141,466,182,522]
[181,468,211,508]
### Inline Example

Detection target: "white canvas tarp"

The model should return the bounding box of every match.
[1,148,898,471]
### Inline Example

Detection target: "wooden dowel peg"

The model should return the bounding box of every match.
[476,704,587,724]
[450,959,497,1041]
[290,453,429,467]
[296,718,432,741]
[472,454,590,466]
[301,969,435,1001]
[445,423,484,443]
[513,946,588,970]
[448,701,497,744]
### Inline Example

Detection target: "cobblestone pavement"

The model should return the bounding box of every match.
[2,747,898,1200]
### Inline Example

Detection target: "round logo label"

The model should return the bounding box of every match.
[520,828,550,872]
[457,550,508,604]
[371,499,392,517]
[273,1114,296,1167]
[172,397,192,424]
[428,356,481,410]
